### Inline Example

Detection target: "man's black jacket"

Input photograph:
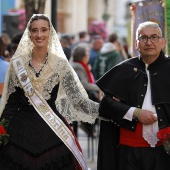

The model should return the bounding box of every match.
[96,51,170,170]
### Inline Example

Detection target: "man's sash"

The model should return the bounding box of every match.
[12,57,88,170]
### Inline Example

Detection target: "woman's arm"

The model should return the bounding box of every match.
[99,95,130,124]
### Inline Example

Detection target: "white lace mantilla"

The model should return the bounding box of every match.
[0,14,99,124]
[0,55,99,124]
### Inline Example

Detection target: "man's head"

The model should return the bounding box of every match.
[91,35,103,52]
[60,34,71,48]
[79,31,89,42]
[135,21,165,64]
[109,33,118,43]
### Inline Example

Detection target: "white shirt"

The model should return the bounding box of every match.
[123,64,159,147]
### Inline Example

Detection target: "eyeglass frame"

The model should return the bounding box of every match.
[137,34,162,43]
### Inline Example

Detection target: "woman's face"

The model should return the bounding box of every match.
[30,19,50,48]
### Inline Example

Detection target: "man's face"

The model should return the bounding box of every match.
[93,39,103,51]
[135,27,165,63]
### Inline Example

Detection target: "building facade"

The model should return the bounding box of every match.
[1,0,131,39]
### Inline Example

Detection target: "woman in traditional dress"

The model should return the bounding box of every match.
[0,14,99,170]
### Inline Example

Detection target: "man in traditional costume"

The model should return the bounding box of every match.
[96,21,170,170]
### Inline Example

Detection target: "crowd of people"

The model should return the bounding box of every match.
[0,13,169,170]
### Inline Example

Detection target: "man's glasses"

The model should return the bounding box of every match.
[138,34,161,43]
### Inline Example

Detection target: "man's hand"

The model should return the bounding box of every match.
[133,109,157,125]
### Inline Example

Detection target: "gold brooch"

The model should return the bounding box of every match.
[133,67,138,72]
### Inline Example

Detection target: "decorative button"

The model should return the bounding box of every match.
[160,119,162,121]
[144,84,147,86]
[132,126,134,129]
[141,94,144,97]
[158,107,160,110]
[138,105,140,107]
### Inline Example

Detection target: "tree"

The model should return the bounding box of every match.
[24,0,46,23]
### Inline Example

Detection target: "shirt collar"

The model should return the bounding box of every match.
[138,50,165,70]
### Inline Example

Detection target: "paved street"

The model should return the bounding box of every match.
[78,126,98,170]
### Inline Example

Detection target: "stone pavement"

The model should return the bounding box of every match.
[78,127,98,170]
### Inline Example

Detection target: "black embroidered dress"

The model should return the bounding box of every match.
[0,68,77,170]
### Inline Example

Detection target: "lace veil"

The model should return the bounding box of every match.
[0,14,99,123]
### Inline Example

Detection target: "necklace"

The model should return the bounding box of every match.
[32,53,48,67]
[33,56,45,67]
[24,64,43,93]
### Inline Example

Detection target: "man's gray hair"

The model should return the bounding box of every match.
[136,21,162,39]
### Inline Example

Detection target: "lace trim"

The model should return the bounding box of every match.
[0,63,20,108]
[54,58,99,123]
[0,55,99,124]
[25,56,60,100]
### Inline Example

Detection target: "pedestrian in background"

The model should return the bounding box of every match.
[0,37,9,103]
[72,43,101,96]
[89,35,104,69]
[93,33,122,80]
[1,33,11,61]
[71,31,89,51]
[60,34,72,61]
[8,32,23,57]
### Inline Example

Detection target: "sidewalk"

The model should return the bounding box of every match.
[78,127,98,170]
